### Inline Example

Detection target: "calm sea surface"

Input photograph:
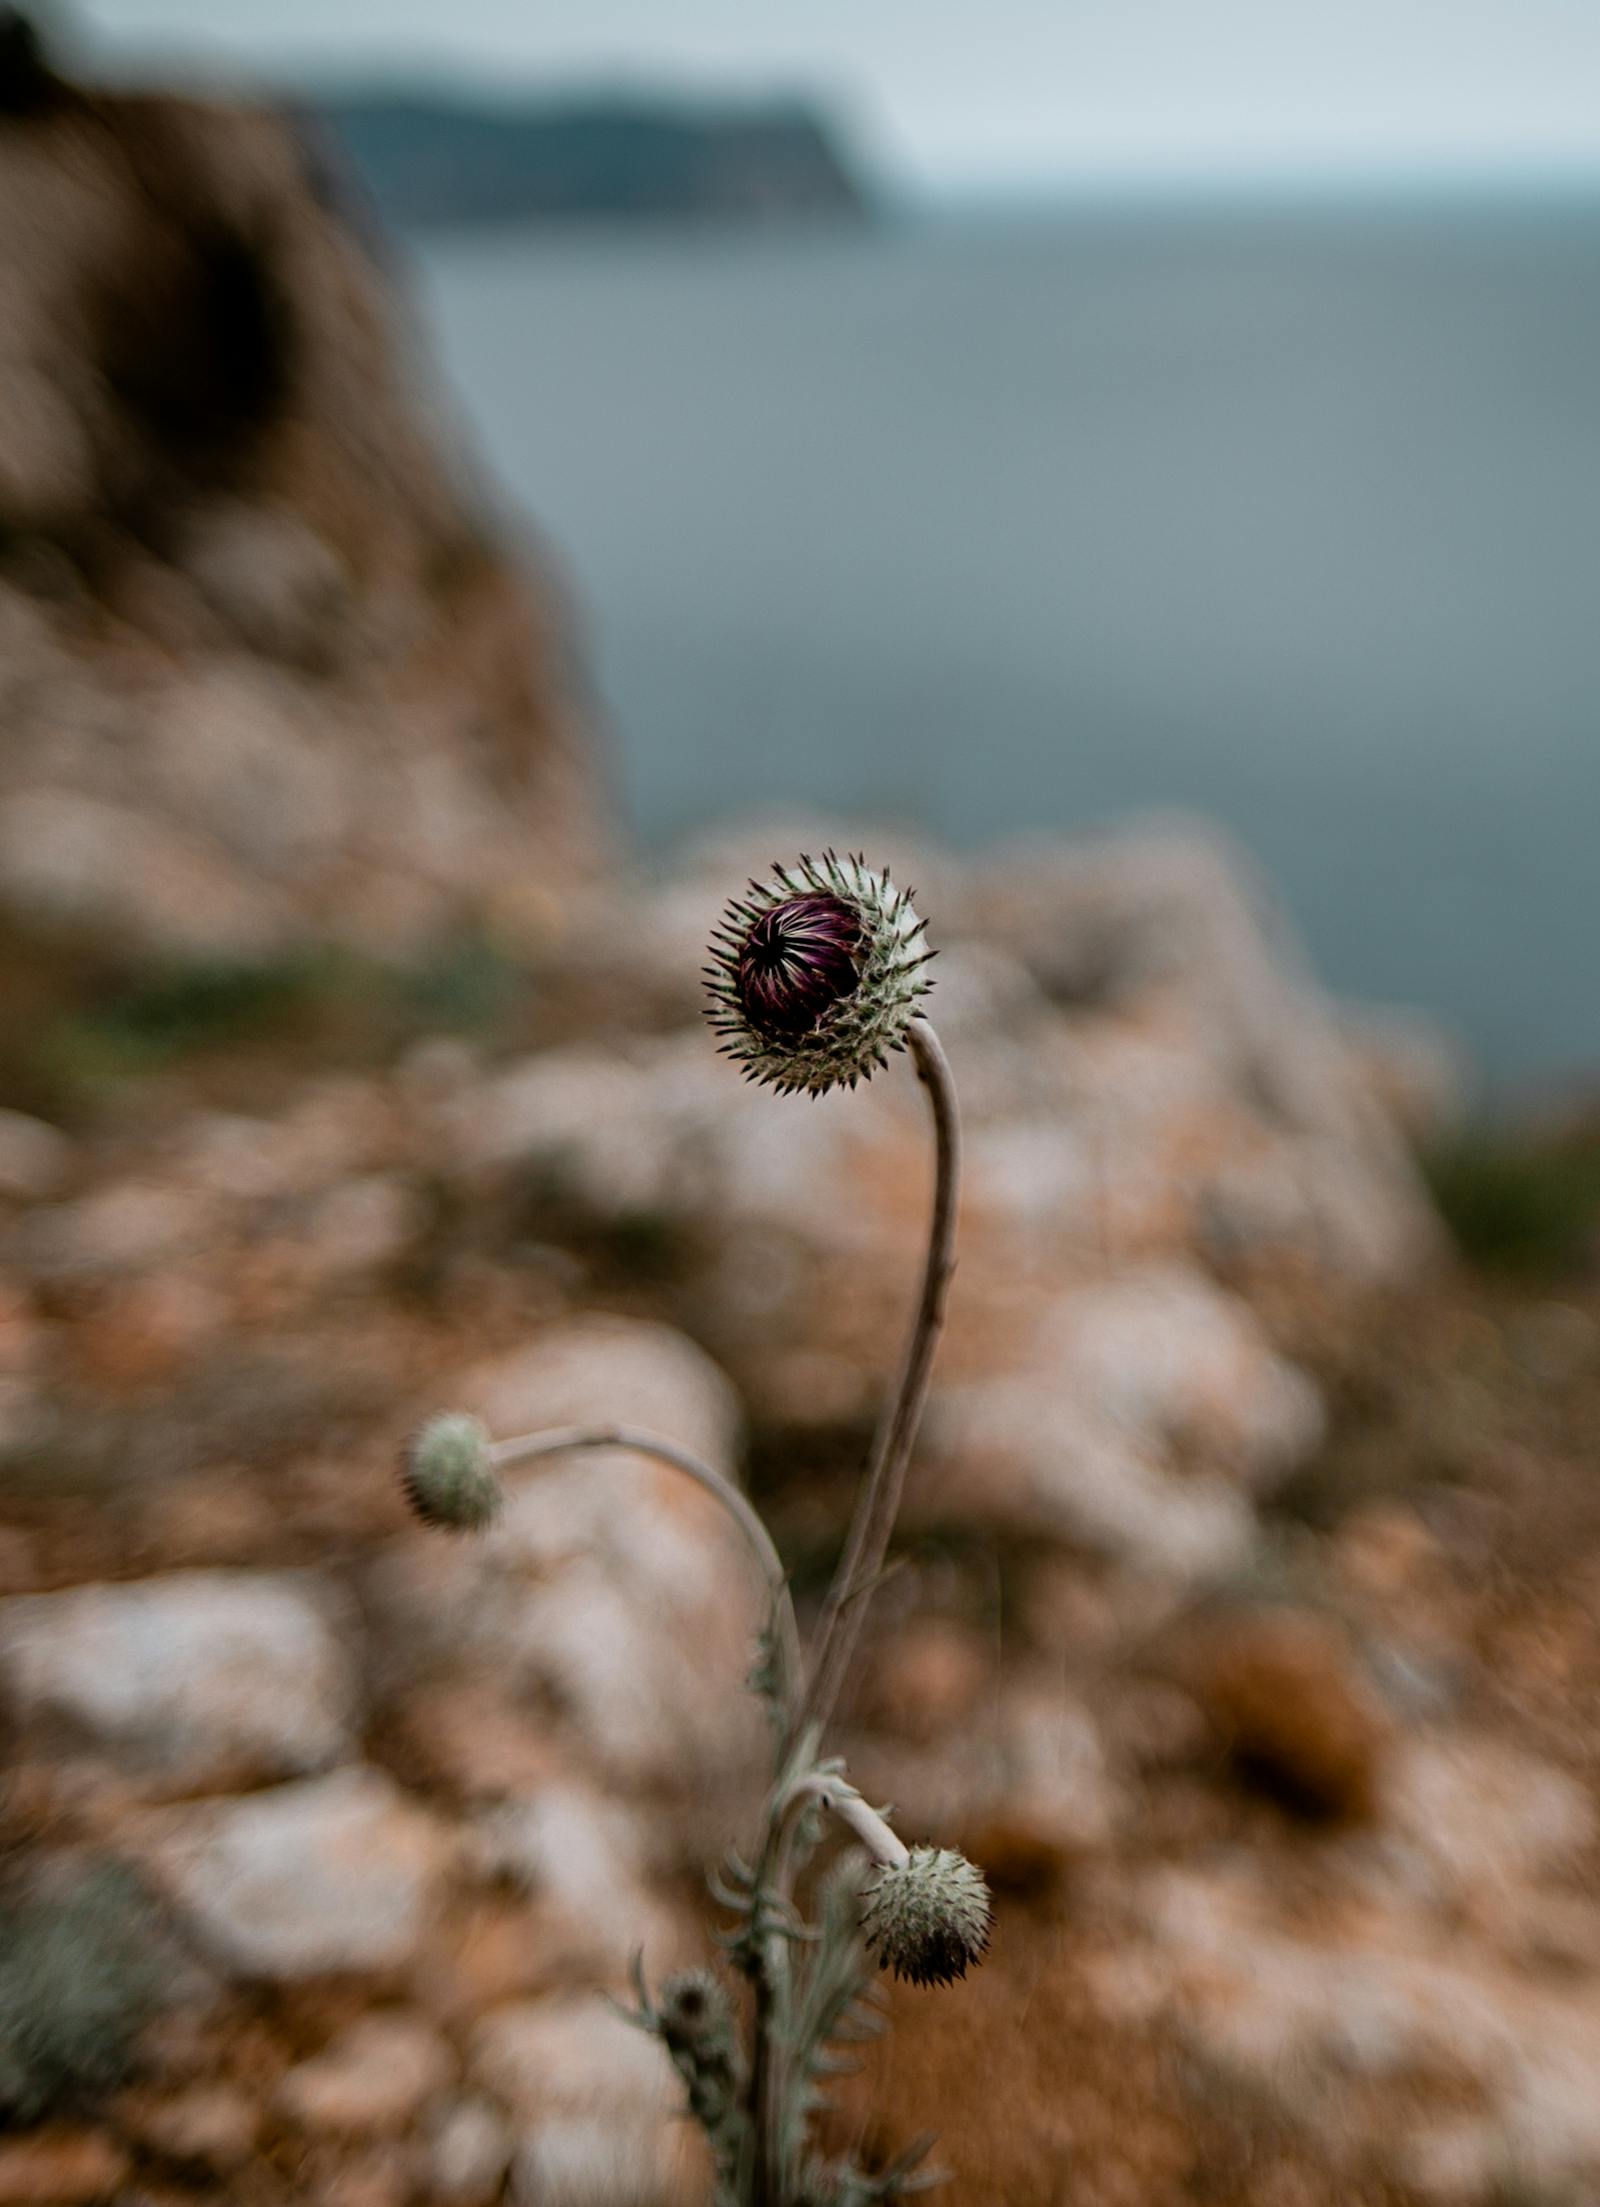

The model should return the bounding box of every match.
[414,203,1600,1088]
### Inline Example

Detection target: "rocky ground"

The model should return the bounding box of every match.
[3,34,1599,2207]
[0,21,604,983]
[0,814,1595,2207]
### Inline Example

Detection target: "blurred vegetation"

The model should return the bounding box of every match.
[0,1863,166,2124]
[0,926,530,1117]
[1422,1123,1600,1277]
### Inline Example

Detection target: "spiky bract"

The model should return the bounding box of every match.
[401,1411,502,1531]
[861,1847,992,1988]
[704,852,932,1096]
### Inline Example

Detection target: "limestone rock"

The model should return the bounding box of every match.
[276,2012,454,2137]
[1136,1857,1600,2200]
[0,1571,359,1792]
[424,2098,514,2206]
[471,1997,693,2206]
[972,821,1441,1279]
[924,1378,1255,1586]
[150,1769,447,1979]
[1388,1732,1597,1899]
[123,2086,258,2174]
[1041,1265,1324,1487]
[470,1781,686,1981]
[0,1110,73,1201]
[372,1319,763,1788]
[462,1315,740,1473]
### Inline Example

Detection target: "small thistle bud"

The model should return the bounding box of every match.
[656,1967,736,2054]
[653,1968,744,2135]
[861,1846,992,1988]
[401,1411,502,1531]
[704,851,932,1096]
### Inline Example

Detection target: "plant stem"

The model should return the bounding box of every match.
[782,1771,909,1866]
[797,1017,961,1745]
[489,1422,803,1718]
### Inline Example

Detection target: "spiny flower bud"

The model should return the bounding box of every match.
[656,1967,737,2053]
[704,851,932,1097]
[861,1846,992,1988]
[401,1411,502,1531]
[653,1969,744,2133]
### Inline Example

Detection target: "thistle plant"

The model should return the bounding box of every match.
[403,853,988,2206]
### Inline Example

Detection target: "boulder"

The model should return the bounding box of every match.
[0,1570,359,1791]
[149,1768,447,1979]
[276,2012,455,2137]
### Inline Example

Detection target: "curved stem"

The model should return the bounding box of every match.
[489,1422,802,1718]
[797,1017,960,1745]
[780,1768,909,1867]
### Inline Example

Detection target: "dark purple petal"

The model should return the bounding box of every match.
[735,892,862,1041]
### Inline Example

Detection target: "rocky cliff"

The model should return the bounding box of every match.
[0,14,607,974]
[315,91,873,232]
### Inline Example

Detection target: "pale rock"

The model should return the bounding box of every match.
[1343,1004,1473,1140]
[962,1116,1102,1248]
[858,1680,1118,1869]
[151,1768,447,1979]
[297,1175,420,1280]
[0,1110,73,1201]
[1387,1734,1597,1899]
[471,1781,683,1979]
[439,1319,760,1781]
[425,2098,514,2206]
[925,1379,1254,1586]
[496,1549,761,1786]
[471,1995,674,2119]
[0,788,293,959]
[989,1679,1120,1855]
[973,823,1440,1277]
[371,1320,763,1788]
[693,1064,898,1252]
[126,2086,258,2172]
[1198,1135,1434,1282]
[145,667,353,875]
[919,1259,1322,1580]
[473,1997,689,2206]
[0,1378,45,1461]
[1041,1263,1324,1485]
[463,1315,740,1473]
[21,1179,209,1279]
[1140,1862,1600,2198]
[276,2012,454,2136]
[471,1781,644,1901]
[310,2143,414,2207]
[0,1570,359,1790]
[176,505,350,665]
[450,1046,675,1214]
[513,2116,697,2207]
[176,1113,302,1202]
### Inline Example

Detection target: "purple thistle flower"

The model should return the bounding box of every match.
[705,852,933,1096]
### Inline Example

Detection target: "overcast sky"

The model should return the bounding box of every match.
[69,0,1600,191]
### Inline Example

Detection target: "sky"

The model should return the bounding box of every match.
[68,0,1600,193]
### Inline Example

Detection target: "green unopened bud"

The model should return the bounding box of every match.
[861,1846,992,1988]
[401,1412,502,1531]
